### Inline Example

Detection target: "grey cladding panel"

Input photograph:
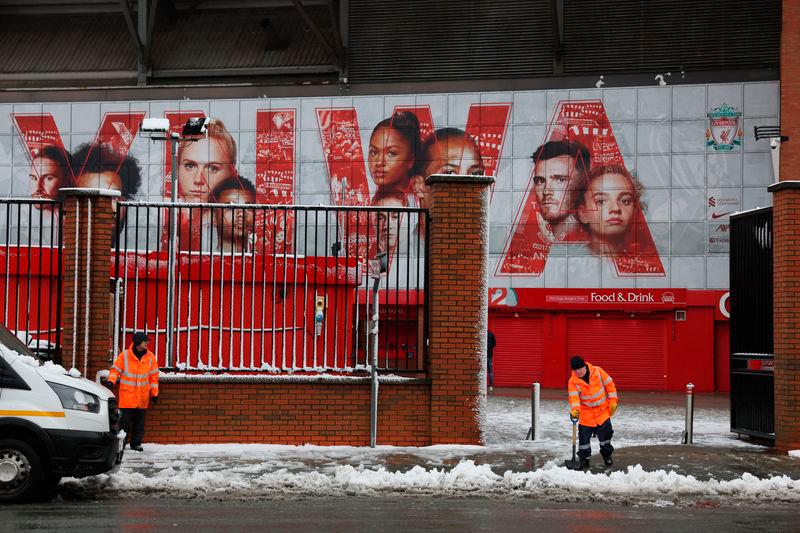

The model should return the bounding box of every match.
[348,0,553,83]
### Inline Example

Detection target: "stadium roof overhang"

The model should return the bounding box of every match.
[0,0,347,87]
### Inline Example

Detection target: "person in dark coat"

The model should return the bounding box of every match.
[487,330,496,393]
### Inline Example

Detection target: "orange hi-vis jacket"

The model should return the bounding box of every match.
[108,345,160,409]
[568,362,618,427]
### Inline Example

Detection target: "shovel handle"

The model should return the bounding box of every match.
[569,415,579,424]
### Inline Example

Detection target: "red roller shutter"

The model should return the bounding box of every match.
[566,316,667,391]
[491,316,544,387]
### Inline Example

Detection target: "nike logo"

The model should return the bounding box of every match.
[711,211,733,219]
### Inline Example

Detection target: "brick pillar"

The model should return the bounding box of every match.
[426,174,494,445]
[60,188,118,381]
[771,0,800,452]
[771,185,800,451]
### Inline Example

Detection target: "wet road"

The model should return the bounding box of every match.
[3,497,798,532]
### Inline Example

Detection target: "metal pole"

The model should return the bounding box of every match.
[112,278,123,362]
[683,382,694,444]
[164,134,179,367]
[370,277,380,448]
[534,382,541,440]
[526,382,541,440]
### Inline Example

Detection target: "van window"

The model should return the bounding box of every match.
[0,356,30,391]
[0,324,35,358]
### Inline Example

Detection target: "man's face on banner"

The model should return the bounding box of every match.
[75,171,123,212]
[29,156,65,202]
[375,195,404,254]
[217,189,255,244]
[422,137,484,177]
[533,155,580,223]
[179,138,234,202]
[579,172,636,240]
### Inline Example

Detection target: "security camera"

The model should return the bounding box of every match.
[770,137,780,149]
[140,118,171,133]
[182,117,210,137]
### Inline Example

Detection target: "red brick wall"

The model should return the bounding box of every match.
[782,0,800,178]
[145,378,431,446]
[772,190,800,451]
[772,0,800,450]
[774,0,800,451]
[426,174,494,445]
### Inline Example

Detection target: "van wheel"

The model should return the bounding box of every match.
[0,439,42,503]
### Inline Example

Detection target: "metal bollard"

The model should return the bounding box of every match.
[525,382,541,440]
[682,382,694,444]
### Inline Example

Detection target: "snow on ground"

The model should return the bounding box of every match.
[790,450,800,459]
[484,394,745,449]
[61,395,796,504]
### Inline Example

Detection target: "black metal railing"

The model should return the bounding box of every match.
[112,202,429,374]
[0,198,63,362]
[729,206,774,439]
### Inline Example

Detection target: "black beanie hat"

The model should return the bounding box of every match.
[570,356,586,370]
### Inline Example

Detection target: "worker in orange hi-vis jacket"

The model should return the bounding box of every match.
[102,332,159,452]
[567,355,619,470]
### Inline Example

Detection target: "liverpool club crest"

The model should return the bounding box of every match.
[706,103,743,151]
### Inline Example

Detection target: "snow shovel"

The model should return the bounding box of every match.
[563,415,581,470]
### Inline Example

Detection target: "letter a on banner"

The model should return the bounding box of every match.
[256,109,296,253]
[496,100,665,277]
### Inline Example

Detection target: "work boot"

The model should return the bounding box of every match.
[578,458,590,471]
[603,455,613,467]
[132,445,143,452]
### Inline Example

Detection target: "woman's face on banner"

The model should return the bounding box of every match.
[29,156,65,202]
[580,172,636,240]
[422,137,484,177]
[179,138,234,202]
[368,126,415,190]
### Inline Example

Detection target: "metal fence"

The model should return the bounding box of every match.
[0,198,63,361]
[729,206,774,440]
[112,202,429,374]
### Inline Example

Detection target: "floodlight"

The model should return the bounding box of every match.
[140,118,171,134]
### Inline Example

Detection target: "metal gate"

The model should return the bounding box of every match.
[0,198,63,362]
[112,201,429,374]
[729,206,774,440]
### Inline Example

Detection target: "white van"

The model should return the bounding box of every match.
[0,325,124,503]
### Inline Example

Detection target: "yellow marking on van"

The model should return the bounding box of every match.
[0,410,65,418]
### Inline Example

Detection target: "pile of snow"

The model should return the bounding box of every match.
[790,450,800,459]
[68,459,800,503]
[40,360,82,378]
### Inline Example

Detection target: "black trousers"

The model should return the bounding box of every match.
[119,408,147,447]
[577,418,614,460]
